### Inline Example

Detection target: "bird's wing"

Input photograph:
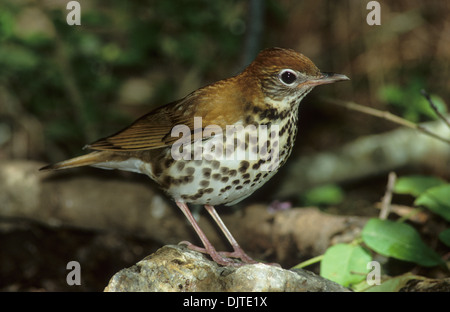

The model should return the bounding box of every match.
[87,98,197,151]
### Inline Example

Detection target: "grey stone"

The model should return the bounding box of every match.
[104,245,350,292]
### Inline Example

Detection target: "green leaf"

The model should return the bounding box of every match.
[438,228,450,248]
[320,243,372,287]
[362,218,443,267]
[302,184,345,206]
[394,175,446,197]
[414,184,450,221]
[362,273,426,292]
[377,80,447,122]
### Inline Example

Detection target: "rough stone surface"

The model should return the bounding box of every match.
[104,245,350,292]
[400,278,450,292]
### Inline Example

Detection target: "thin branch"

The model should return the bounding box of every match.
[420,89,450,129]
[321,97,450,145]
[379,172,396,220]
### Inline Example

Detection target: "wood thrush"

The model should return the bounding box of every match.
[41,47,349,266]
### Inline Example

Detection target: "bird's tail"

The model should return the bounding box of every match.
[39,151,106,171]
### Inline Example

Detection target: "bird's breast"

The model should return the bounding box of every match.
[152,106,300,206]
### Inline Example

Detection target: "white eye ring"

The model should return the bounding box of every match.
[278,69,298,86]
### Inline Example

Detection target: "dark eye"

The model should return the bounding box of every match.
[279,69,297,85]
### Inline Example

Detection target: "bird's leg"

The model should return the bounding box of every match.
[203,204,258,264]
[175,201,240,266]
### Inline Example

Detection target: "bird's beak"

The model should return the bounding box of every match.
[307,72,350,86]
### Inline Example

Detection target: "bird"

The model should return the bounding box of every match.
[40,47,349,266]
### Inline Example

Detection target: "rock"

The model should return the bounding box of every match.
[400,278,450,292]
[104,245,350,292]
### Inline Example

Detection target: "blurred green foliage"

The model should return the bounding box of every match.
[394,175,446,197]
[378,79,447,123]
[394,175,450,222]
[439,229,450,248]
[295,174,450,290]
[300,184,345,207]
[0,1,247,159]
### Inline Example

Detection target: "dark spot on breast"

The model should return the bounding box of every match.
[177,162,185,171]
[260,145,267,156]
[152,162,163,177]
[164,158,174,168]
[203,168,211,178]
[239,160,249,173]
[162,176,172,187]
[253,106,262,114]
[260,108,279,120]
[212,173,221,180]
[185,167,195,175]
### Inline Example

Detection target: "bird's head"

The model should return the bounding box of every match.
[244,47,349,102]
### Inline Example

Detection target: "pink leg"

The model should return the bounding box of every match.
[185,205,280,266]
[203,205,257,264]
[176,201,239,266]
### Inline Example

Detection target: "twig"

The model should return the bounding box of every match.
[379,172,396,220]
[420,89,450,129]
[397,207,423,224]
[321,97,450,145]
[291,254,324,270]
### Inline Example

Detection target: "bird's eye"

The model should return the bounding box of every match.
[279,69,298,85]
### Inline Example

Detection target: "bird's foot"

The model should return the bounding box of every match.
[179,241,248,266]
[179,241,265,267]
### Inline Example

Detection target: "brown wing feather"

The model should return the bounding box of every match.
[87,76,247,151]
[87,98,196,151]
